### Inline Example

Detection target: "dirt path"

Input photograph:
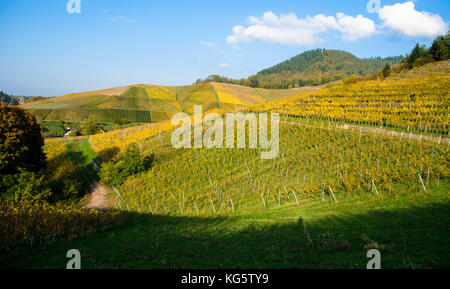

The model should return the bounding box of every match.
[85,182,111,212]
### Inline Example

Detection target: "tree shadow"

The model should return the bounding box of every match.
[3,201,450,269]
[116,201,450,269]
[46,149,98,201]
[97,147,121,163]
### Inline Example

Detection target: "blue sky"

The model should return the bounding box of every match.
[0,0,448,96]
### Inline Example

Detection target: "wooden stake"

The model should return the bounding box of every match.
[193,200,199,215]
[162,201,168,214]
[261,194,267,208]
[329,186,338,203]
[371,180,379,196]
[418,173,427,192]
[178,202,183,215]
[291,190,299,207]
[210,199,216,214]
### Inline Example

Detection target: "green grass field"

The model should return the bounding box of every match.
[3,186,449,269]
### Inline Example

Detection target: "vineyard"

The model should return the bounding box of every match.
[5,61,450,269]
[7,108,447,268]
[21,83,305,124]
[0,201,122,257]
[3,0,450,271]
[250,75,450,135]
[106,117,449,216]
[90,121,174,158]
[393,60,450,78]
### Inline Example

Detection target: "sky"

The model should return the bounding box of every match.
[0,0,448,96]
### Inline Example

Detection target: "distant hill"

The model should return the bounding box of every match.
[21,83,315,123]
[253,49,403,88]
[198,49,403,89]
[259,49,402,75]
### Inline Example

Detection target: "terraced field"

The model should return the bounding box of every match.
[22,83,308,124]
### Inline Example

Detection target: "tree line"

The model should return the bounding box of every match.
[0,91,48,105]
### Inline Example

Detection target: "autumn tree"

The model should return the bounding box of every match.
[0,103,46,174]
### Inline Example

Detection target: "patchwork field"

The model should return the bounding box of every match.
[21,83,308,124]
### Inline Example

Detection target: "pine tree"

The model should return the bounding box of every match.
[428,32,450,61]
[382,63,391,78]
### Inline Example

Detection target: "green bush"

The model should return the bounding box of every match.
[100,143,154,187]
[342,75,360,85]
[68,130,81,137]
[113,119,129,126]
[99,161,125,188]
[81,118,100,135]
[0,169,52,202]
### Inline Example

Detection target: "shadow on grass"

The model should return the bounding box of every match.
[3,201,450,269]
[44,151,92,203]
[45,142,103,203]
[96,147,120,163]
[66,145,100,183]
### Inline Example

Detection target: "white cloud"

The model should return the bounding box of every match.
[378,1,448,38]
[200,41,218,49]
[200,41,224,53]
[336,13,378,41]
[226,11,377,46]
[219,63,230,69]
[108,16,136,23]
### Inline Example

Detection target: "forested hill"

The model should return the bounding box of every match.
[258,49,402,76]
[197,49,403,89]
[252,49,403,88]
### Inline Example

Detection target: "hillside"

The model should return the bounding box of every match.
[250,61,450,135]
[258,49,401,75]
[3,0,450,272]
[253,49,403,88]
[20,83,317,124]
[197,49,403,89]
